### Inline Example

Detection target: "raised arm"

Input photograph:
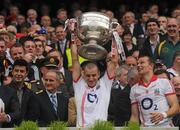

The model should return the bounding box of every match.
[71,41,81,81]
[106,45,119,79]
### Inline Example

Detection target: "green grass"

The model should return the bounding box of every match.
[90,120,114,130]
[15,121,39,130]
[47,121,68,130]
[121,121,140,130]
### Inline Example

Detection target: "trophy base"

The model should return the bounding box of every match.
[78,44,108,61]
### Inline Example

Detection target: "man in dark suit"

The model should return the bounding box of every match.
[140,18,167,61]
[35,70,69,127]
[0,86,20,128]
[50,25,70,69]
[7,59,37,125]
[108,65,131,126]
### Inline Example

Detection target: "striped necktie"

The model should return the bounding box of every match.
[50,94,57,113]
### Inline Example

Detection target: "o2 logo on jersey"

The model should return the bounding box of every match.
[141,98,158,110]
[141,98,153,110]
[87,93,98,104]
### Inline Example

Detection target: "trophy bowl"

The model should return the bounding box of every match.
[76,12,111,60]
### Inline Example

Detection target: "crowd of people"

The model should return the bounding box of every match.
[0,2,179,128]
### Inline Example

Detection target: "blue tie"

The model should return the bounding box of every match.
[50,94,57,113]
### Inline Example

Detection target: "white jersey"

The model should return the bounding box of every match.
[167,67,179,77]
[130,76,175,127]
[73,72,113,127]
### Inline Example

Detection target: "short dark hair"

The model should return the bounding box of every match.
[0,37,5,43]
[81,61,99,71]
[145,18,160,29]
[13,59,29,72]
[154,69,171,80]
[138,55,154,65]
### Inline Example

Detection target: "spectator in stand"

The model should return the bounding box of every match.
[0,29,16,63]
[158,16,168,36]
[171,7,180,18]
[148,4,159,19]
[133,12,150,49]
[26,9,38,26]
[52,8,68,27]
[47,50,73,97]
[0,83,20,128]
[127,66,139,87]
[122,11,136,35]
[167,50,180,77]
[171,76,180,127]
[34,70,69,127]
[156,18,180,68]
[0,14,5,26]
[23,39,40,81]
[51,25,70,69]
[154,69,171,80]
[105,10,114,21]
[108,65,131,126]
[10,44,24,62]
[73,9,82,18]
[6,5,19,26]
[30,57,59,93]
[40,15,52,29]
[16,14,27,33]
[7,59,37,125]
[130,55,179,127]
[0,38,11,85]
[122,29,139,57]
[125,56,137,68]
[34,39,46,60]
[140,18,166,61]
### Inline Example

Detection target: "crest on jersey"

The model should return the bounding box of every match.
[154,88,160,96]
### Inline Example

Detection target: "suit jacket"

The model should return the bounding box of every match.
[35,90,69,127]
[50,39,70,69]
[108,85,131,126]
[8,81,37,124]
[0,86,20,127]
[133,23,145,38]
[139,34,167,61]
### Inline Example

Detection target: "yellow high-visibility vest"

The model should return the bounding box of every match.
[66,48,87,68]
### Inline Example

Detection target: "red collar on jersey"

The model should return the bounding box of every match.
[138,75,158,88]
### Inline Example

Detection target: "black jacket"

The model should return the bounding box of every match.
[35,90,69,127]
[0,86,20,127]
[108,85,131,126]
[8,81,37,124]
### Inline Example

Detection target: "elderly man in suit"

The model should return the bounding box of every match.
[35,70,69,127]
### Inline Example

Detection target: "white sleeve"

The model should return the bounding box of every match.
[161,79,176,96]
[130,86,137,104]
[101,71,114,90]
[73,76,84,94]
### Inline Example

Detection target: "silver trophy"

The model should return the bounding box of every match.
[76,12,111,60]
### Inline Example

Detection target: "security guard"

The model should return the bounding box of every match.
[30,57,59,93]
